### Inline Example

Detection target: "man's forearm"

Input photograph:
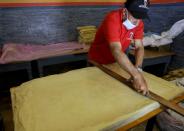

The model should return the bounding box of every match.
[113,49,139,78]
[135,45,144,68]
[110,42,148,94]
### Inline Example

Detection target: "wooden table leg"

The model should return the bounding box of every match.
[145,116,156,131]
[0,114,5,131]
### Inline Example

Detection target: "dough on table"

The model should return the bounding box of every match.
[11,65,184,131]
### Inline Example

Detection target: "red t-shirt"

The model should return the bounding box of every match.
[88,8,144,64]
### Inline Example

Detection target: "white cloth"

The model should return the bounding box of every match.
[172,77,184,88]
[143,19,184,47]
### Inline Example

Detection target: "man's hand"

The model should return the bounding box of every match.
[132,72,149,96]
[109,42,149,95]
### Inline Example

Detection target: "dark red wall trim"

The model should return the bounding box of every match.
[0,2,122,7]
[0,1,183,7]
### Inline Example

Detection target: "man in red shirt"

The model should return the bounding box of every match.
[89,0,150,95]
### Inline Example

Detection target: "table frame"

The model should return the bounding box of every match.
[117,93,184,131]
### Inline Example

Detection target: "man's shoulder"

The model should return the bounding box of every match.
[138,20,144,28]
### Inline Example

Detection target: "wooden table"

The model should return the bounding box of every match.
[36,47,89,77]
[0,46,89,79]
[0,62,32,80]
[129,49,175,75]
[0,113,4,131]
[116,93,184,131]
[10,63,184,131]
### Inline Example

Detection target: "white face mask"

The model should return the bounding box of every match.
[123,11,136,30]
[123,18,136,30]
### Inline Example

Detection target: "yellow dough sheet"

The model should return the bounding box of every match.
[11,65,184,131]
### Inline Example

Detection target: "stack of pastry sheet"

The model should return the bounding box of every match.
[77,25,97,45]
[11,63,184,131]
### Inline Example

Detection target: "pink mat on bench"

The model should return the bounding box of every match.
[0,42,86,64]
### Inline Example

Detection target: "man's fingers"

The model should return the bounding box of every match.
[138,86,149,96]
[145,90,150,96]
[133,79,149,96]
[142,90,147,96]
[137,89,142,93]
[137,89,146,95]
[127,77,133,83]
[142,87,149,96]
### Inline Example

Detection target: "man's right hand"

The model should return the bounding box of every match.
[132,73,149,96]
[109,42,149,95]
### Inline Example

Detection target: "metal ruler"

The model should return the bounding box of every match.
[89,60,184,116]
